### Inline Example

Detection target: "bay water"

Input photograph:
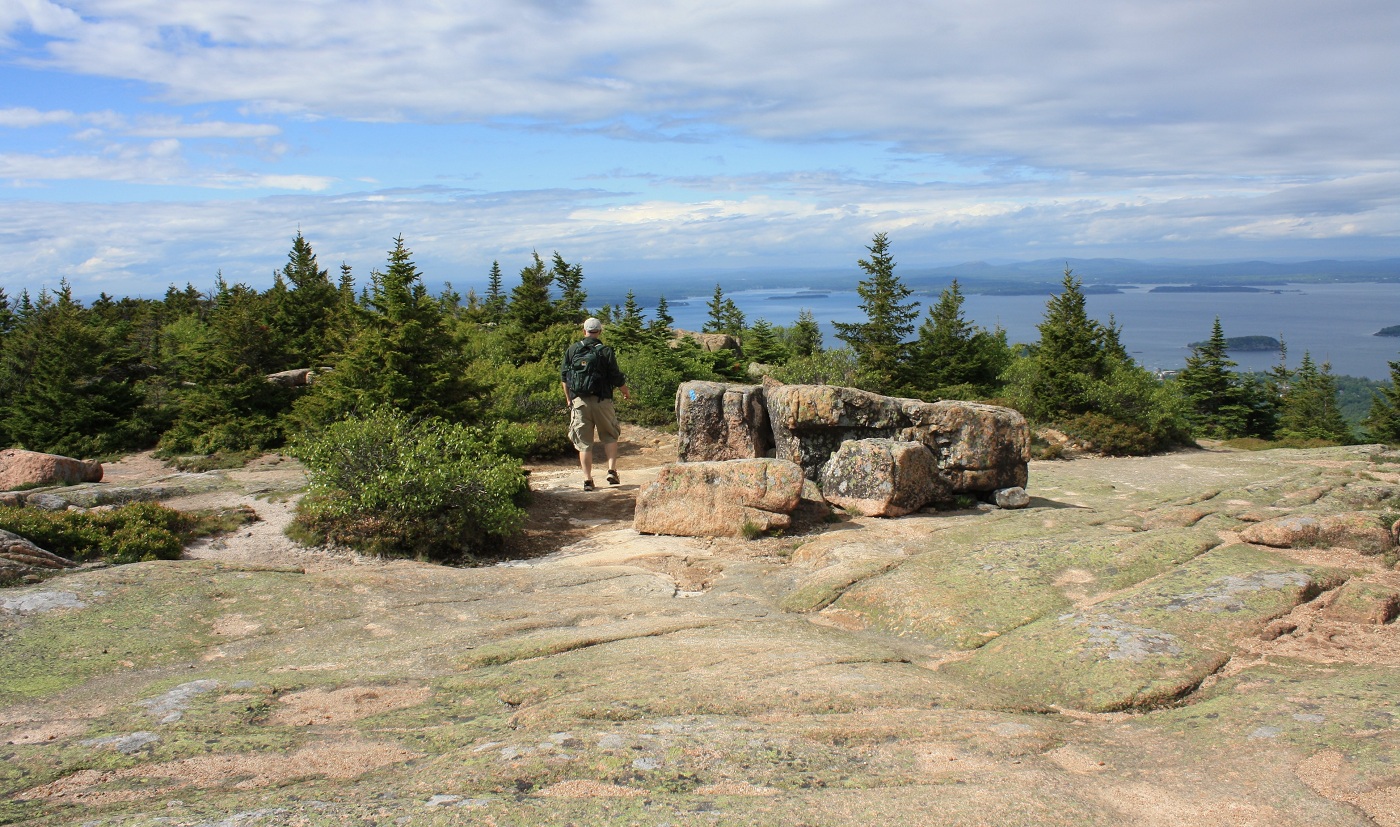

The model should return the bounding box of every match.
[663,282,1400,380]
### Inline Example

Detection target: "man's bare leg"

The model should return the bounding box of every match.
[579,448,594,485]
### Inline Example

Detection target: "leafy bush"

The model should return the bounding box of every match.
[289,406,529,560]
[1059,413,1166,457]
[771,348,871,389]
[0,502,197,563]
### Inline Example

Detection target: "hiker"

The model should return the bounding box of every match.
[561,317,631,491]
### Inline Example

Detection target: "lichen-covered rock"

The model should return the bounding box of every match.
[898,400,1030,493]
[820,439,944,517]
[0,530,78,585]
[763,384,1028,494]
[266,368,317,387]
[672,329,743,354]
[766,384,918,479]
[675,381,773,462]
[634,458,805,538]
[1239,511,1396,555]
[1321,580,1400,624]
[0,449,102,492]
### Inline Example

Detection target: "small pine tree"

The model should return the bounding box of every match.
[703,285,747,336]
[1176,317,1250,438]
[786,308,823,358]
[484,260,507,324]
[506,252,555,334]
[1362,357,1400,443]
[1277,353,1352,442]
[649,295,675,337]
[906,279,1010,396]
[743,319,789,365]
[1026,267,1114,418]
[551,252,587,324]
[832,232,919,393]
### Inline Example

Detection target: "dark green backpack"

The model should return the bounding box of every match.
[565,339,607,397]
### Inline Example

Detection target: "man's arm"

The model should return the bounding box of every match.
[561,380,572,405]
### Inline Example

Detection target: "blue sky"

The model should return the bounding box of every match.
[2,0,1398,299]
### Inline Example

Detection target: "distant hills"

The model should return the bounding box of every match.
[584,257,1400,305]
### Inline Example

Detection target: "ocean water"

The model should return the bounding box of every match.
[662,282,1400,380]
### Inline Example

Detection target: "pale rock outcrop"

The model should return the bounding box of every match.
[634,458,805,538]
[0,530,78,584]
[676,381,772,462]
[763,384,1029,494]
[897,400,1030,493]
[0,449,102,492]
[819,439,946,517]
[1239,511,1396,555]
[672,329,743,354]
[266,368,317,387]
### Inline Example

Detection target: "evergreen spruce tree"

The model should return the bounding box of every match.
[294,236,475,427]
[703,285,746,336]
[484,260,507,324]
[1277,353,1351,442]
[649,295,675,338]
[610,290,648,348]
[743,319,789,365]
[506,252,555,334]
[1362,357,1400,443]
[1026,267,1114,418]
[787,309,823,358]
[551,253,587,324]
[0,283,144,455]
[270,232,338,368]
[906,279,1010,396]
[1176,317,1250,438]
[832,232,918,392]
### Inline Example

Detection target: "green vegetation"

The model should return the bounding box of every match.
[0,501,252,564]
[1,230,1387,561]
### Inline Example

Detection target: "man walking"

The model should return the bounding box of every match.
[561,317,631,491]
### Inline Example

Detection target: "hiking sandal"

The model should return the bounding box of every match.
[607,470,620,486]
[583,479,596,492]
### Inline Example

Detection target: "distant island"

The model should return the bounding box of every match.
[1188,335,1282,352]
[1375,325,1400,337]
[1152,285,1277,293]
[766,292,830,300]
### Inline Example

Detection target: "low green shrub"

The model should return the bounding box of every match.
[1059,413,1169,457]
[0,502,197,563]
[289,406,529,561]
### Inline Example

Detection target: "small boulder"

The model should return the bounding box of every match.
[634,459,805,538]
[1239,512,1395,555]
[676,381,773,462]
[265,368,317,387]
[0,449,102,492]
[820,439,944,517]
[993,487,1031,509]
[672,329,743,354]
[899,400,1031,493]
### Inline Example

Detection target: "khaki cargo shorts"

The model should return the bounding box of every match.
[569,395,621,452]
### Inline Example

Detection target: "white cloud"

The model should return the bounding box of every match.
[0,107,77,127]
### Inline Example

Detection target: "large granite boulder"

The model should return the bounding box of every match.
[675,381,773,462]
[763,384,1029,494]
[0,449,103,492]
[896,399,1030,492]
[634,458,805,538]
[820,439,946,517]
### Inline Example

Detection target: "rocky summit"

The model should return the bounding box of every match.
[1,436,1399,826]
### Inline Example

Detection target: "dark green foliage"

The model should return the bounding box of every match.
[1362,358,1400,443]
[772,348,869,389]
[551,253,587,324]
[0,283,148,456]
[1176,317,1253,439]
[158,280,294,455]
[1277,353,1353,443]
[617,335,721,427]
[292,236,477,429]
[650,295,675,336]
[290,406,529,560]
[832,233,918,393]
[507,252,556,334]
[703,284,746,336]
[785,309,823,359]
[905,279,1011,398]
[609,291,648,349]
[743,318,789,366]
[484,260,507,324]
[0,502,196,563]
[1002,267,1188,454]
[269,232,340,367]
